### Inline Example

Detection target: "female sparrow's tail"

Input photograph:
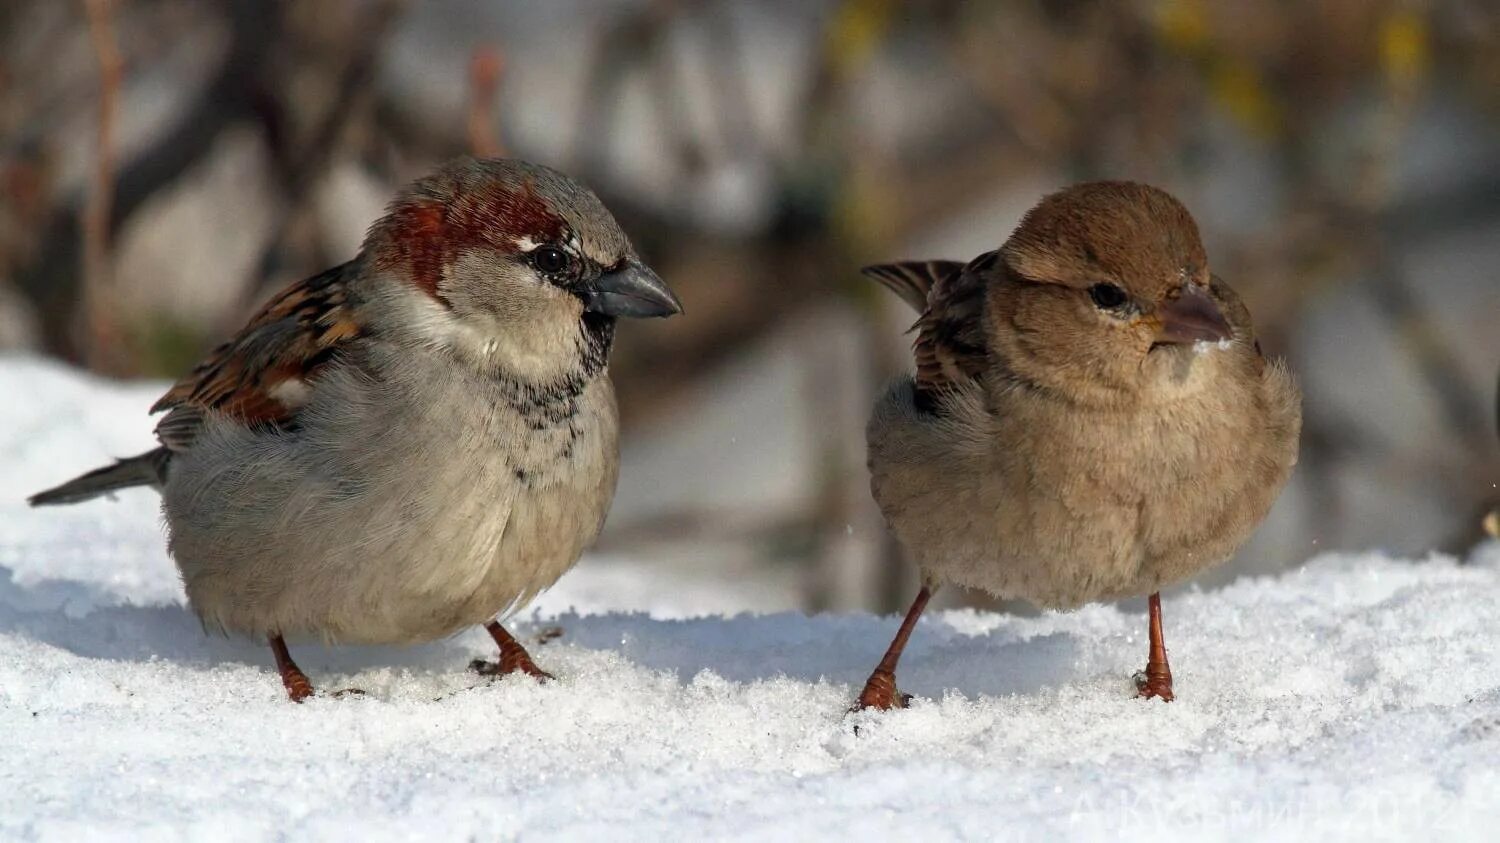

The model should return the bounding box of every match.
[860,260,964,313]
[28,448,171,506]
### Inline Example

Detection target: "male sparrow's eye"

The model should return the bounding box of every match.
[1088,283,1128,310]
[532,246,569,276]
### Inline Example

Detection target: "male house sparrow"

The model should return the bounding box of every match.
[855,181,1300,710]
[30,157,681,701]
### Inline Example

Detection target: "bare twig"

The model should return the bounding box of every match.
[80,0,123,372]
[466,45,506,158]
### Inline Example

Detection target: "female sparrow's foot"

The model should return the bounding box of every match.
[849,585,934,713]
[470,621,555,681]
[1135,592,1175,702]
[851,668,910,711]
[1134,668,1174,701]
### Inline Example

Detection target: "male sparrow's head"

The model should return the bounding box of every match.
[363,157,680,381]
[984,181,1248,405]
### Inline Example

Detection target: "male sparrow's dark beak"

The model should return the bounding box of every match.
[581,262,683,319]
[1155,283,1231,345]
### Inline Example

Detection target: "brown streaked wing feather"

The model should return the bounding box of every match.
[151,261,363,446]
[912,263,989,409]
[861,260,965,314]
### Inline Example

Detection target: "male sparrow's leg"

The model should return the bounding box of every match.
[470,621,554,681]
[851,585,934,711]
[1135,592,1175,701]
[270,634,314,702]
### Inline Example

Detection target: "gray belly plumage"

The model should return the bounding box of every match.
[161,348,620,644]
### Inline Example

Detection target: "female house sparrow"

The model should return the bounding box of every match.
[855,182,1301,710]
[30,157,681,701]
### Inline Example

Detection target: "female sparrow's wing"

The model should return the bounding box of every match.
[861,260,964,313]
[864,253,994,412]
[152,261,364,450]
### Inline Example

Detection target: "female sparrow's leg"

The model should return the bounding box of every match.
[270,634,315,702]
[470,621,554,681]
[851,585,935,711]
[1135,592,1175,701]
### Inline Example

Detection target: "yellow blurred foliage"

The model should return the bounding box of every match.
[827,0,894,76]
[1379,8,1428,92]
[1156,0,1208,52]
[1211,59,1282,139]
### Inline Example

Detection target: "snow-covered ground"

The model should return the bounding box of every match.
[3,356,1500,841]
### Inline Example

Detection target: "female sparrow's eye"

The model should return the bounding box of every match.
[532,246,569,276]
[1088,283,1128,310]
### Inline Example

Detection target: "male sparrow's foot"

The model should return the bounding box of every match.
[850,668,911,712]
[275,671,366,702]
[476,621,555,681]
[1134,666,1175,702]
[269,634,316,702]
[281,670,315,703]
[468,656,554,682]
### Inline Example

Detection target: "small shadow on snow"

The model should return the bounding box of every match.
[552,611,1084,698]
[1,564,1088,698]
[0,565,481,675]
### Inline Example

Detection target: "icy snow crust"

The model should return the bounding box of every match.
[3,356,1500,841]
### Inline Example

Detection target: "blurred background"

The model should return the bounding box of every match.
[2,0,1497,614]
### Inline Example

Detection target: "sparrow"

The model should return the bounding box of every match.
[30,157,682,701]
[854,181,1301,710]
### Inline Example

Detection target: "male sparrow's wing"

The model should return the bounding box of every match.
[864,254,994,411]
[151,261,364,449]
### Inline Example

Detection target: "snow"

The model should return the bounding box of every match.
[3,355,1500,841]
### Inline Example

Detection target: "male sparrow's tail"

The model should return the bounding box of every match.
[28,448,171,506]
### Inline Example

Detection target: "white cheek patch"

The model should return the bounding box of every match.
[269,378,312,407]
[1192,338,1236,355]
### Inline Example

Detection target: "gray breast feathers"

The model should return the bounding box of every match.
[160,345,620,644]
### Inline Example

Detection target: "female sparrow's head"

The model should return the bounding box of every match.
[985,181,1248,406]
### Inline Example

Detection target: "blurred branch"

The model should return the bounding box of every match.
[699,4,762,161]
[13,0,280,359]
[243,0,407,310]
[466,46,507,158]
[596,508,816,551]
[1362,231,1492,444]
[80,0,123,372]
[569,4,680,175]
[1487,366,1500,540]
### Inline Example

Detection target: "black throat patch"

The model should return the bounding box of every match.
[490,313,614,429]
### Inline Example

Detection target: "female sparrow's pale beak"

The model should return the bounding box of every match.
[1155,282,1231,345]
[581,262,683,318]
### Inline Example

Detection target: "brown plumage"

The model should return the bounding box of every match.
[854,181,1302,711]
[153,263,362,436]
